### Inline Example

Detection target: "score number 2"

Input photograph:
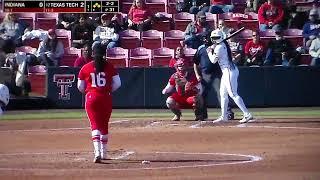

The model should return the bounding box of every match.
[90,72,106,87]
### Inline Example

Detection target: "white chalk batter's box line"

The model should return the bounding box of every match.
[0,151,263,171]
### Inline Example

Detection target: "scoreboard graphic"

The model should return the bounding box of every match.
[2,0,119,13]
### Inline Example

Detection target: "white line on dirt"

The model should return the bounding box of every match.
[111,151,135,160]
[0,151,262,171]
[0,120,130,132]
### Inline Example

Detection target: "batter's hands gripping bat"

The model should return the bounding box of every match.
[218,27,245,44]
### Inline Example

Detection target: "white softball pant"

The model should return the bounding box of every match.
[220,67,250,117]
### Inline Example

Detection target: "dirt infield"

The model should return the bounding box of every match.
[0,117,320,180]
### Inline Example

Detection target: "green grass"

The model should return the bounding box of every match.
[0,108,319,121]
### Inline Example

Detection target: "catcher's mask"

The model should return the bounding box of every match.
[174,58,186,74]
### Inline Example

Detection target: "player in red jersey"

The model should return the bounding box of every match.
[77,46,121,163]
[162,58,204,121]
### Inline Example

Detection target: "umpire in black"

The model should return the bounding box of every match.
[193,34,234,120]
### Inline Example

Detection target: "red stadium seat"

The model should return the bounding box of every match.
[283,29,304,47]
[164,30,185,49]
[119,29,141,49]
[152,47,175,67]
[106,47,129,68]
[173,12,194,31]
[300,54,312,65]
[129,47,152,67]
[183,47,197,62]
[60,47,81,66]
[35,13,58,30]
[16,13,35,29]
[152,12,173,32]
[205,12,218,29]
[55,29,71,48]
[259,29,275,47]
[28,65,47,96]
[122,0,133,14]
[146,0,167,14]
[141,30,163,49]
[238,29,253,45]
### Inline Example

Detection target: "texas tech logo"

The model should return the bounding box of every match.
[53,74,75,100]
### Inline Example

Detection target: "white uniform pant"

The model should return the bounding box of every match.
[220,67,249,117]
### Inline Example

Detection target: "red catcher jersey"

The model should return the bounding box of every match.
[169,71,199,96]
[78,61,118,94]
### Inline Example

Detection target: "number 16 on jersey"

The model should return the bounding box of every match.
[90,72,106,87]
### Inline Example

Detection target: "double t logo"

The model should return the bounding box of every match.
[53,74,75,100]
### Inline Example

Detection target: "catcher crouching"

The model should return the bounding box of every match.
[162,58,204,121]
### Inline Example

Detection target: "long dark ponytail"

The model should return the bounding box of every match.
[93,43,106,73]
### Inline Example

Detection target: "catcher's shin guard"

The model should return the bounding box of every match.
[166,97,181,121]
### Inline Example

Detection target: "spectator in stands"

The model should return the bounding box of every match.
[92,14,120,51]
[169,46,186,68]
[209,0,234,14]
[285,5,308,30]
[228,30,244,66]
[57,13,80,30]
[128,0,152,31]
[183,11,212,49]
[244,0,255,14]
[74,44,93,68]
[309,31,320,66]
[0,13,28,47]
[258,0,284,32]
[244,31,264,66]
[189,0,210,14]
[253,0,266,12]
[217,19,232,39]
[72,15,94,49]
[3,52,31,96]
[303,8,320,49]
[264,26,299,66]
[37,29,64,67]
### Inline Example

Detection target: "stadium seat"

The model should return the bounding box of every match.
[106,47,129,68]
[16,13,35,29]
[300,54,312,65]
[183,47,197,62]
[173,12,194,31]
[28,65,47,96]
[35,13,58,30]
[55,29,71,48]
[119,29,141,49]
[164,30,185,49]
[152,47,174,67]
[238,29,253,45]
[283,29,304,47]
[205,12,218,29]
[146,0,167,14]
[259,29,275,47]
[152,12,173,32]
[219,12,257,30]
[60,47,81,66]
[129,47,152,67]
[141,30,163,49]
[122,0,133,14]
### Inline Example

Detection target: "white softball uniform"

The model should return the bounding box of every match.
[207,42,250,118]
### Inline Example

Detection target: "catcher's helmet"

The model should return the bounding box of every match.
[0,84,9,106]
